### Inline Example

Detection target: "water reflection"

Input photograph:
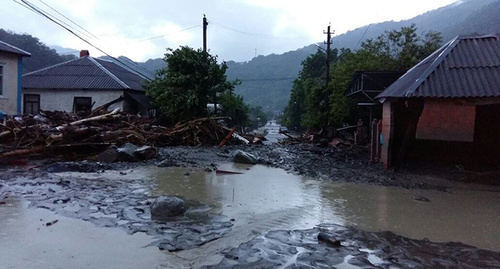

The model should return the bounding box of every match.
[146,164,500,251]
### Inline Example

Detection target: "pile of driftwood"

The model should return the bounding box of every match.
[0,109,245,161]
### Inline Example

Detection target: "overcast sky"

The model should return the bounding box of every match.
[3,0,457,62]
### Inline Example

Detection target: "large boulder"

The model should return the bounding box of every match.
[232,150,258,164]
[96,146,118,163]
[150,196,186,221]
[116,143,138,162]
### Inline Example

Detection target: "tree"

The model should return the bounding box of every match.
[283,49,339,129]
[146,46,237,125]
[327,25,442,126]
[285,25,442,129]
[0,29,76,73]
[248,105,268,129]
[218,91,249,126]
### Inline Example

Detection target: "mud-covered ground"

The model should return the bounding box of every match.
[1,143,499,268]
[157,144,465,190]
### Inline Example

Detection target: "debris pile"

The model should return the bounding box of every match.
[0,109,244,161]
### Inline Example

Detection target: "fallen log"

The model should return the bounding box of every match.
[0,146,45,159]
[56,108,121,131]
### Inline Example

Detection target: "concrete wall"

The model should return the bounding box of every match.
[0,53,21,115]
[416,100,476,142]
[22,89,124,112]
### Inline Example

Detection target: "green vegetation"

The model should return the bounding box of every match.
[283,25,442,130]
[145,46,248,126]
[0,29,76,73]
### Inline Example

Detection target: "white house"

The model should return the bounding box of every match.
[22,50,152,115]
[0,40,31,116]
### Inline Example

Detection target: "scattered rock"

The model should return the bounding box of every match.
[134,146,157,160]
[412,195,431,202]
[45,219,58,226]
[318,231,342,247]
[232,150,258,164]
[157,158,179,167]
[150,196,187,221]
[45,162,104,173]
[96,146,118,163]
[116,143,138,162]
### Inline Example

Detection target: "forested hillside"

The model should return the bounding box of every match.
[138,0,498,112]
[0,29,76,73]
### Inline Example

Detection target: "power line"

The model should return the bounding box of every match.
[38,0,99,39]
[15,0,153,80]
[137,25,201,42]
[14,0,96,41]
[354,24,371,50]
[211,22,317,40]
[238,77,296,82]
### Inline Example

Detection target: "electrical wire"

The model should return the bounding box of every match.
[354,24,371,50]
[137,25,201,42]
[211,22,317,40]
[14,0,153,80]
[38,0,99,39]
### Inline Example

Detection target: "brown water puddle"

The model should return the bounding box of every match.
[147,163,500,251]
[0,199,167,269]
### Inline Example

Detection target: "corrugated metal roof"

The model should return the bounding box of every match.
[0,40,31,57]
[22,56,148,91]
[376,33,500,99]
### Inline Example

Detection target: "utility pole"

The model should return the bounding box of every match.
[203,15,217,114]
[203,14,208,53]
[323,24,333,88]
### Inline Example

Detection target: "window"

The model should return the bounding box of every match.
[73,97,92,112]
[0,65,3,96]
[24,94,40,115]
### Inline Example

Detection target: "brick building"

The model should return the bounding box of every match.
[376,33,500,167]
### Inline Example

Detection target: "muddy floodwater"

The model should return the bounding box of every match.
[149,163,499,267]
[1,163,499,268]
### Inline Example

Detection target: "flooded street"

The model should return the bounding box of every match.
[260,120,286,144]
[0,199,167,269]
[1,163,499,268]
[148,164,500,251]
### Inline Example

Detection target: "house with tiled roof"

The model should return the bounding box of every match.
[0,40,31,116]
[376,33,500,168]
[22,50,152,116]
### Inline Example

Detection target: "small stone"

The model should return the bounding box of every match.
[412,195,431,202]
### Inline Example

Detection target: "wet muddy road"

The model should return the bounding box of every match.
[1,162,499,268]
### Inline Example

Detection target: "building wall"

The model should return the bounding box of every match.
[22,88,124,112]
[0,53,21,115]
[380,100,394,168]
[416,100,476,142]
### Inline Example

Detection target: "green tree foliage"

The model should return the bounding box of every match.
[146,46,237,125]
[248,105,268,129]
[285,25,442,129]
[219,92,249,126]
[283,49,339,129]
[0,29,76,73]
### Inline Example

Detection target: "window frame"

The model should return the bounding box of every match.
[73,96,92,112]
[23,94,40,115]
[0,64,4,96]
